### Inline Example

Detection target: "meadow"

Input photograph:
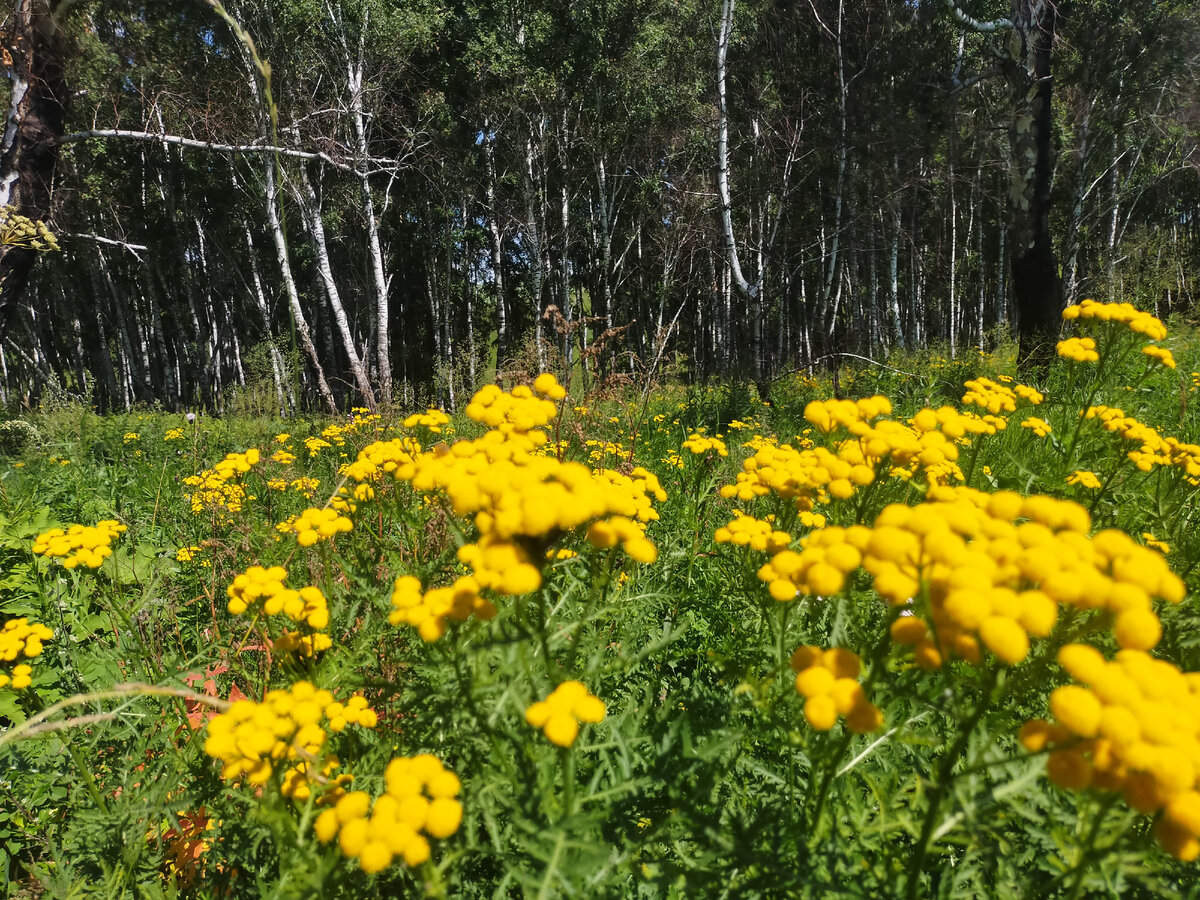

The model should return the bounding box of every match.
[3,301,1200,898]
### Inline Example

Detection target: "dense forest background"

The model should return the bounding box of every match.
[0,0,1197,413]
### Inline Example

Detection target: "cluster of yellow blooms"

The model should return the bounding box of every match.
[314,755,462,873]
[1020,417,1052,438]
[803,396,893,434]
[753,486,1182,669]
[1062,298,1168,339]
[682,433,728,456]
[713,512,793,554]
[305,437,332,457]
[203,681,377,786]
[758,526,866,600]
[321,411,384,447]
[1066,470,1103,490]
[1081,405,1200,482]
[525,681,607,747]
[0,618,52,689]
[722,397,1012,512]
[1142,345,1177,369]
[123,432,140,444]
[464,380,560,433]
[0,207,60,251]
[961,377,1043,414]
[163,428,185,441]
[375,376,665,599]
[1021,644,1200,860]
[790,646,882,733]
[389,574,497,642]
[226,565,330,630]
[341,437,421,483]
[32,520,127,568]
[1056,336,1100,363]
[182,449,259,516]
[402,409,450,432]
[273,630,333,657]
[277,507,353,547]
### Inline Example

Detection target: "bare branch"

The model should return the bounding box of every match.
[944,0,1012,33]
[56,129,402,175]
[65,232,148,261]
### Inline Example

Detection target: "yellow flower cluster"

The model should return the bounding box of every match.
[585,439,626,466]
[32,520,127,568]
[274,630,333,657]
[1062,298,1168,339]
[280,756,349,802]
[182,449,260,516]
[1143,533,1170,555]
[321,411,384,446]
[1143,345,1177,369]
[203,681,377,786]
[289,477,320,499]
[313,755,462,873]
[389,574,497,641]
[272,449,296,464]
[0,618,52,689]
[720,442,871,507]
[790,646,883,733]
[403,409,450,432]
[164,428,185,441]
[464,378,561,433]
[525,681,607,747]
[1057,336,1099,363]
[803,396,893,434]
[1082,406,1200,477]
[961,377,1042,414]
[682,433,728,456]
[305,437,332,457]
[1066,470,1102,490]
[0,206,60,251]
[1021,644,1200,860]
[278,507,353,547]
[1020,417,1052,437]
[340,437,421,482]
[757,526,867,600]
[226,566,330,630]
[884,490,1183,667]
[585,514,659,563]
[714,512,792,553]
[533,372,568,399]
[123,432,140,444]
[723,401,990,509]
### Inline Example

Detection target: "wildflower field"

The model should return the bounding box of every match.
[5,302,1200,898]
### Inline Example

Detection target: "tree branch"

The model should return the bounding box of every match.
[56,129,401,174]
[944,0,1012,33]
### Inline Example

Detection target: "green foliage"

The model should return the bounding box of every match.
[3,310,1200,896]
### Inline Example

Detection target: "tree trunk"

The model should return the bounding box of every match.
[1005,1,1063,370]
[0,0,67,337]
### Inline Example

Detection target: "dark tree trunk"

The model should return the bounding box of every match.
[0,0,66,336]
[1005,0,1062,371]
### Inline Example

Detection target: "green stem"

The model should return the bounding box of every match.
[560,745,576,821]
[904,666,999,900]
[66,741,110,815]
[1063,793,1121,900]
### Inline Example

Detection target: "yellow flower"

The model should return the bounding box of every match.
[526,681,606,747]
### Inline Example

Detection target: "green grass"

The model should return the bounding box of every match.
[2,307,1200,897]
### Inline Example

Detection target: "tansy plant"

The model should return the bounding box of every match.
[3,347,1200,897]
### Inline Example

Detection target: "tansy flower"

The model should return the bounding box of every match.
[313,754,462,873]
[1021,417,1052,438]
[526,681,606,747]
[1066,470,1102,490]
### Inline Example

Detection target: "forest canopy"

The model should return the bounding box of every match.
[0,0,1196,412]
